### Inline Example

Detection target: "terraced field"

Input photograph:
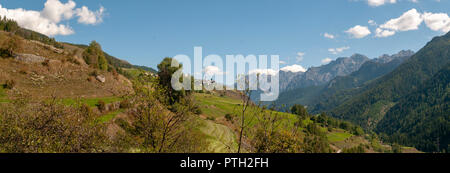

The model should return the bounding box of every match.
[62,96,124,124]
[194,92,308,152]
[327,131,353,143]
[199,119,238,153]
[194,93,241,118]
[62,97,122,107]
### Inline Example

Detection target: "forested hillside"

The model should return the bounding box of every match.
[274,50,412,111]
[326,32,450,152]
[309,51,412,113]
[330,32,450,128]
[376,63,449,152]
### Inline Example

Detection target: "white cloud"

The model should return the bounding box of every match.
[364,0,422,7]
[423,12,450,33]
[279,60,286,64]
[345,25,371,38]
[380,9,423,32]
[296,52,305,62]
[41,0,76,23]
[375,28,396,37]
[323,33,335,39]
[328,46,350,55]
[375,8,450,37]
[281,64,307,73]
[76,6,105,25]
[0,0,104,36]
[249,69,279,76]
[321,58,333,65]
[367,0,397,7]
[0,4,74,36]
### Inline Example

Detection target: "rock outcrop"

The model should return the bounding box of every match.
[15,54,47,63]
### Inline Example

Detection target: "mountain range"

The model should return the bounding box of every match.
[271,32,449,152]
[282,54,370,92]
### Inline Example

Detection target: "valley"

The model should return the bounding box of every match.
[0,16,445,153]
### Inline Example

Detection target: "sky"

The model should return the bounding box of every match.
[0,0,449,72]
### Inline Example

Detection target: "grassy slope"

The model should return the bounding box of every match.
[62,96,124,124]
[0,87,8,103]
[62,97,122,107]
[194,93,240,152]
[327,131,353,143]
[194,92,372,153]
[97,109,125,123]
[199,119,239,153]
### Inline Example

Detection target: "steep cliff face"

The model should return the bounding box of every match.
[274,50,413,112]
[284,54,370,91]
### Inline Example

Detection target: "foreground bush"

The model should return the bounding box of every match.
[3,79,15,89]
[113,80,209,153]
[0,98,108,153]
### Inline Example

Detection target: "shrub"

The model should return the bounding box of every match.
[0,98,108,153]
[0,35,22,58]
[206,116,216,121]
[67,56,80,65]
[115,118,133,134]
[90,70,99,77]
[3,79,15,89]
[42,59,50,67]
[83,41,108,71]
[111,67,119,80]
[119,99,132,109]
[96,100,106,112]
[342,144,366,153]
[80,103,92,116]
[225,114,233,122]
[192,105,202,115]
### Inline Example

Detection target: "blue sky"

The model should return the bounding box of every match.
[1,0,449,70]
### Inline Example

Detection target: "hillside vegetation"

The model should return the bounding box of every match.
[0,18,421,153]
[376,63,450,152]
[328,32,450,152]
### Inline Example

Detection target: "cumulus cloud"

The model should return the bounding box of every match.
[375,28,396,37]
[375,8,450,37]
[323,33,335,39]
[328,46,350,55]
[0,0,105,36]
[76,6,105,25]
[375,9,422,37]
[321,58,333,65]
[381,9,423,31]
[280,64,307,73]
[367,0,397,7]
[41,0,76,23]
[0,4,74,36]
[345,25,371,38]
[423,12,450,33]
